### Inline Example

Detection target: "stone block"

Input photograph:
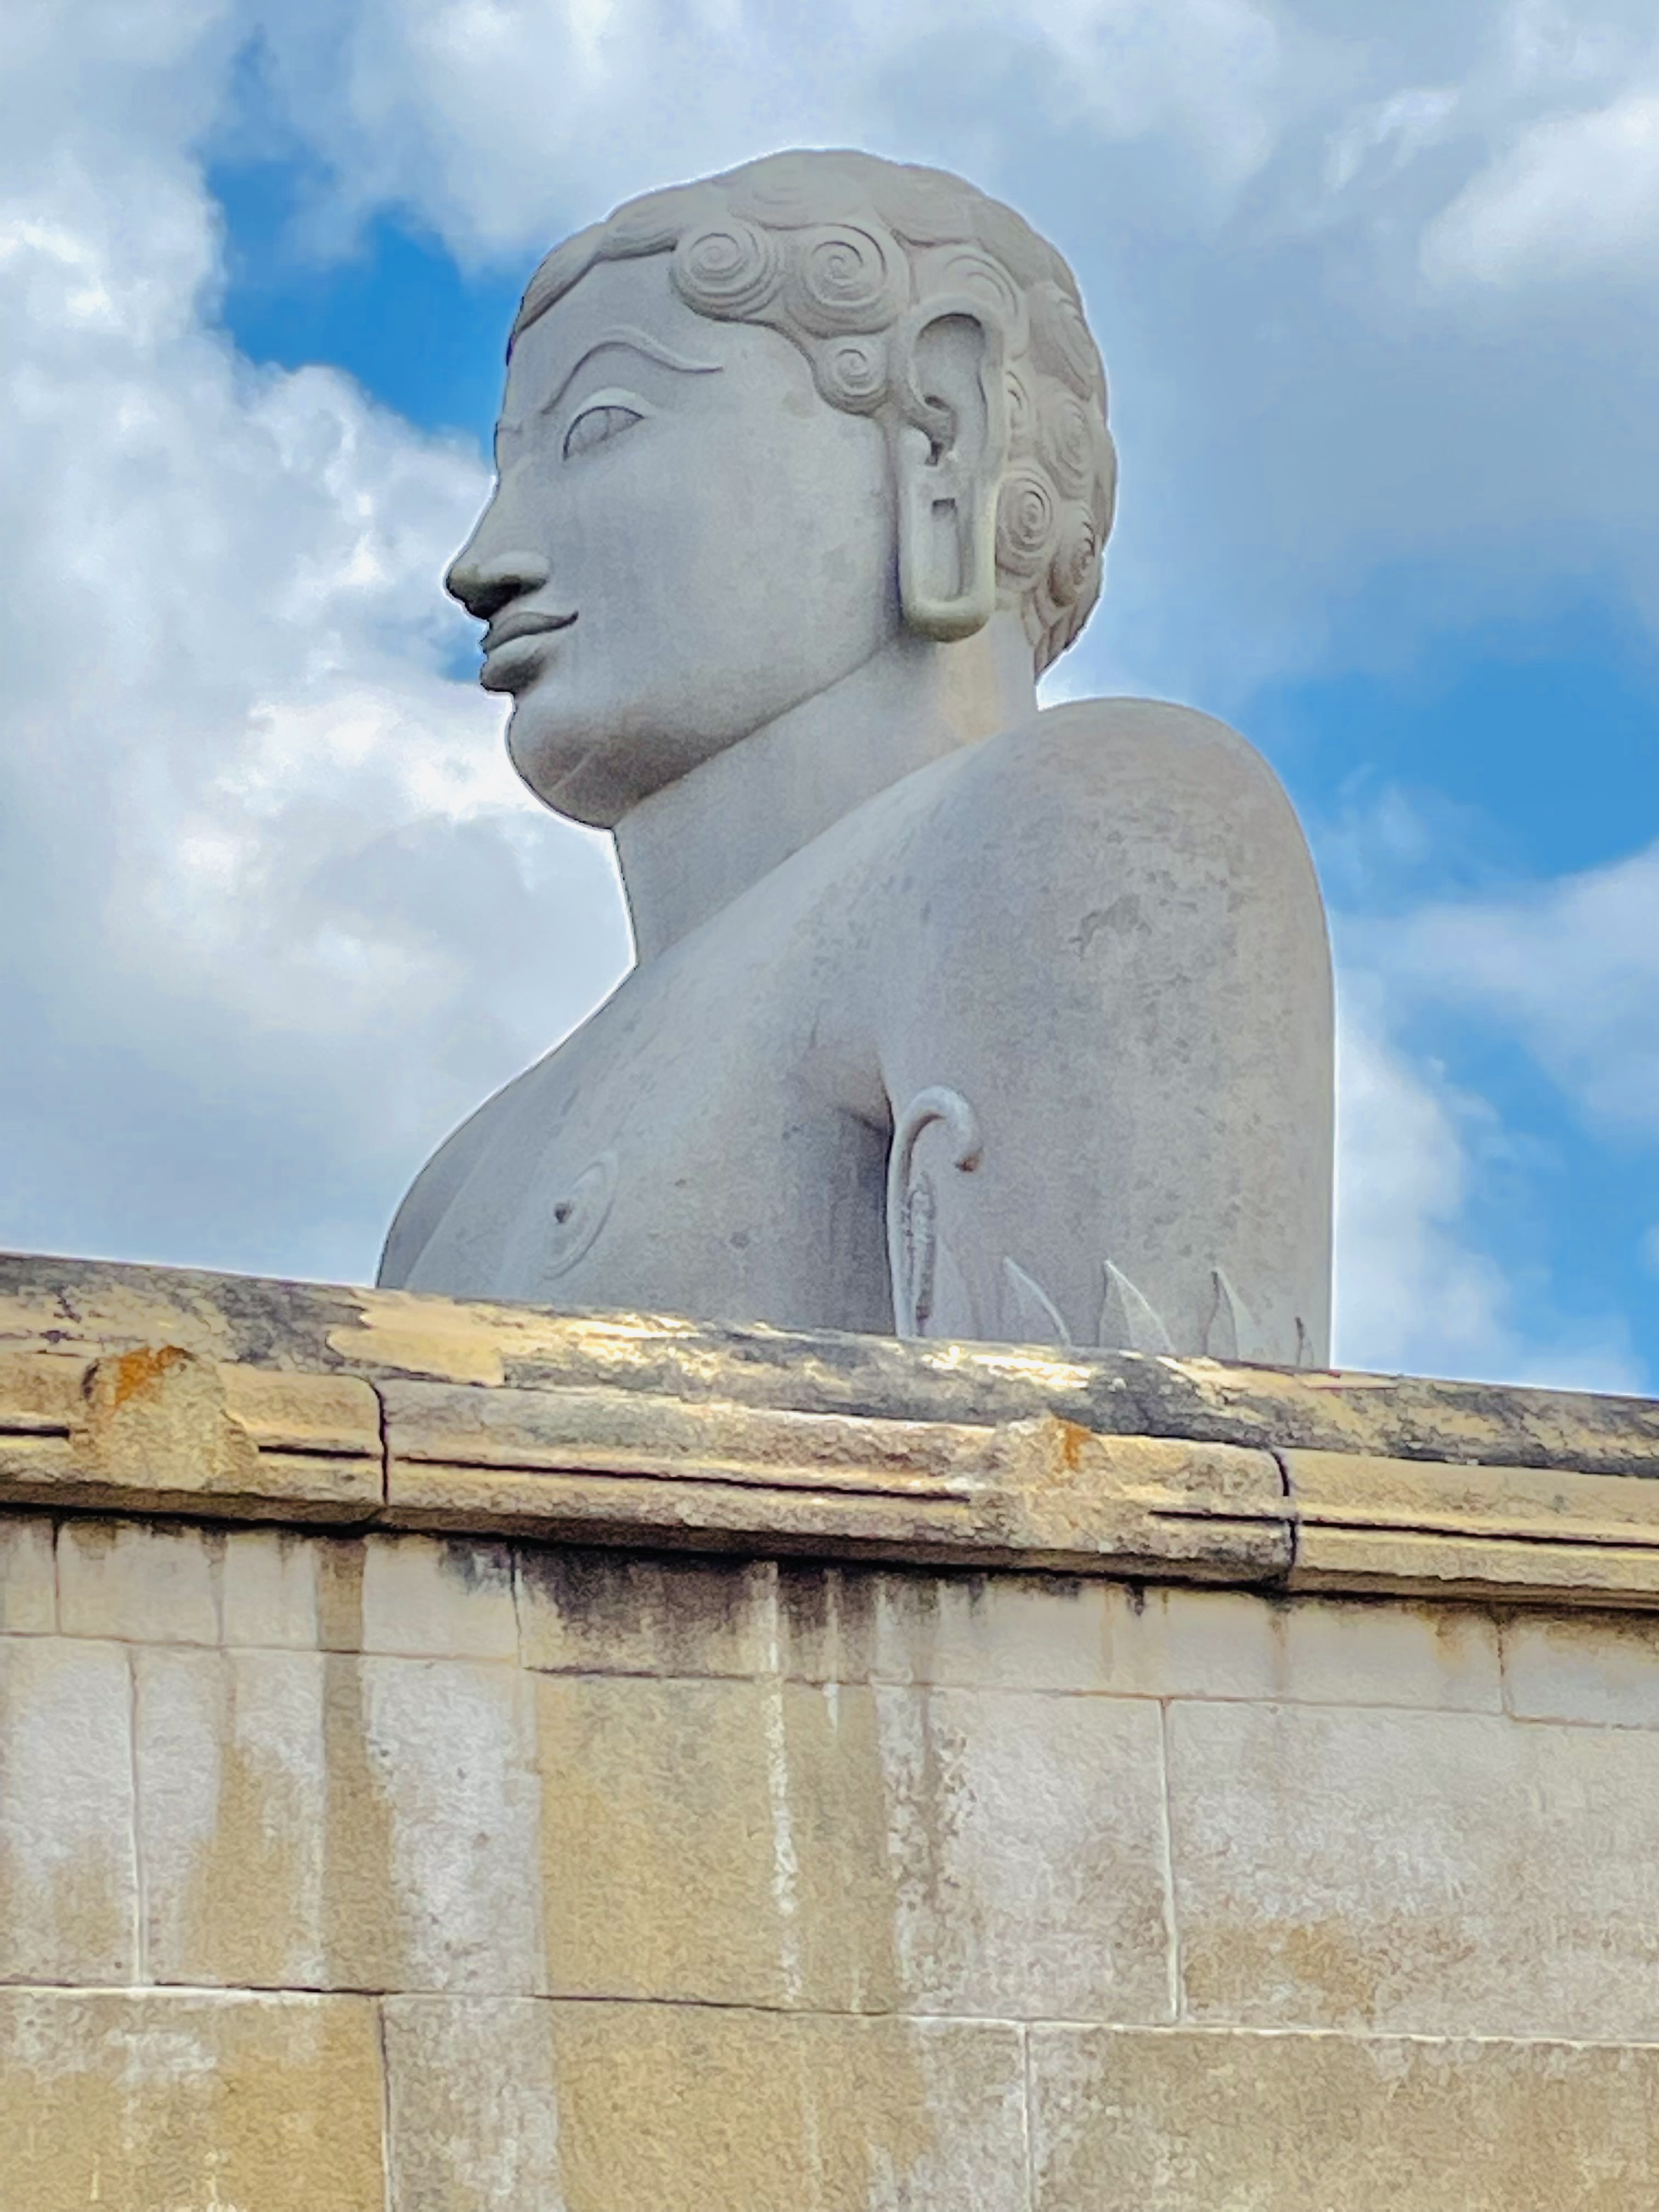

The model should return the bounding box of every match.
[535,1672,1172,2019]
[1096,1584,1501,1709]
[1503,1608,1659,1729]
[1028,2024,1659,2210]
[353,1650,544,1991]
[773,1560,871,1681]
[1167,1699,1659,2039]
[832,1567,1114,1692]
[58,1515,219,1644]
[137,1645,330,1989]
[517,1550,1121,1693]
[876,1682,1173,2019]
[0,1987,385,2212]
[0,1513,55,1633]
[517,1544,785,1678]
[219,1525,325,1648]
[1285,1447,1659,1607]
[382,1376,1293,1581]
[535,1672,806,2006]
[0,1636,135,1981]
[217,1363,383,1515]
[219,1529,516,1658]
[382,1996,1028,2212]
[381,1996,562,2212]
[291,1534,375,1654]
[1251,1591,1500,1710]
[137,1646,543,1991]
[361,1532,517,1658]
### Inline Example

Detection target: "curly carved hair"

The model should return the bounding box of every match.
[512,149,1116,675]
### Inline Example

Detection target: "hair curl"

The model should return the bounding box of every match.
[513,150,1116,674]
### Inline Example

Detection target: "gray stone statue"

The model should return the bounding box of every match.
[381,149,1333,1363]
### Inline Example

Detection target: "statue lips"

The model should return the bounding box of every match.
[479,606,578,691]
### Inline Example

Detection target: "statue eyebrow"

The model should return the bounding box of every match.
[538,327,724,414]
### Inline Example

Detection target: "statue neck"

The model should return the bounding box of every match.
[613,618,1037,963]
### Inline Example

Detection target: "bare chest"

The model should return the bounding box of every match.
[398,919,893,1331]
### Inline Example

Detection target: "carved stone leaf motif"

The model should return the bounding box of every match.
[1098,1258,1173,1355]
[994,1250,1310,1363]
[998,1252,1173,1355]
[1204,1266,1267,1362]
[1000,1257,1071,1346]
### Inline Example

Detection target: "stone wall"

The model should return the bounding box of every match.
[2,1256,1658,2209]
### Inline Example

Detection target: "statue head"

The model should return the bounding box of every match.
[447,149,1118,826]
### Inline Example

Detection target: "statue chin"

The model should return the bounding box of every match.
[506,695,717,830]
[505,705,612,827]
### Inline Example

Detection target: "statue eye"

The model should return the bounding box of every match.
[563,402,644,458]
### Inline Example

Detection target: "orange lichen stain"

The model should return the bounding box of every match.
[1056,1419,1091,1475]
[107,1344,190,1408]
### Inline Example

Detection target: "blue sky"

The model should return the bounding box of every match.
[4,2,1657,1388]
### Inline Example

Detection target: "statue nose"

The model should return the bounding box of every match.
[445,548,552,622]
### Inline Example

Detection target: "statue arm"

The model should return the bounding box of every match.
[876,699,1333,1363]
[378,1126,484,1287]
[376,1075,530,1289]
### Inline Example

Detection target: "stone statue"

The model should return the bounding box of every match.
[380,149,1333,1363]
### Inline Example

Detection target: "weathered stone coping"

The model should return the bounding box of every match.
[2,1252,1657,1607]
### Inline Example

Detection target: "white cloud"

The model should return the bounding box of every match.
[1329,828,1658,1392]
[1423,88,1659,286]
[1503,0,1638,88]
[1369,842,1659,1139]
[1323,86,1461,199]
[241,0,1289,259]
[1333,991,1644,1392]
[1333,992,1514,1375]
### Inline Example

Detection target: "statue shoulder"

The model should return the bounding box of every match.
[964,695,1305,833]
[888,693,1327,968]
[916,694,1322,911]
[377,1053,549,1288]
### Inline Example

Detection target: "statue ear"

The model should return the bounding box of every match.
[894,301,1007,642]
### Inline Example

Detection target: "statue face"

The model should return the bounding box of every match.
[448,255,899,826]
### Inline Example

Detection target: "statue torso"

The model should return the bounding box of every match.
[381,700,1335,1365]
[381,744,958,1331]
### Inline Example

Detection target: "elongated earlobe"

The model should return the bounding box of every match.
[895,301,1006,641]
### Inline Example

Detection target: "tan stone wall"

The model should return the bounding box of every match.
[4,1506,1658,2210]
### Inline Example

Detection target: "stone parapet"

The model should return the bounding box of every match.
[3,1253,1658,1606]
[2,1254,1657,2209]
